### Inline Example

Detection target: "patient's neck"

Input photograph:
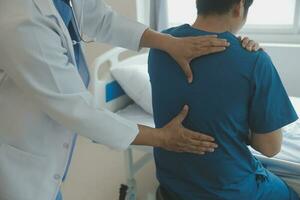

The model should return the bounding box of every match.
[192,15,234,33]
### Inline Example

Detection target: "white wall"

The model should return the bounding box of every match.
[84,0,138,66]
[263,44,300,97]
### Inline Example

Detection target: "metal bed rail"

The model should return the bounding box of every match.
[120,147,155,200]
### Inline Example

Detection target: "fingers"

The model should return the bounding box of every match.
[192,35,218,40]
[253,42,260,51]
[184,140,217,151]
[241,37,250,48]
[197,141,218,149]
[185,129,215,142]
[181,129,218,155]
[246,40,259,51]
[179,61,193,83]
[246,40,256,51]
[193,36,230,47]
[199,39,229,47]
[240,36,260,52]
[175,36,230,83]
[161,119,218,155]
[175,105,189,123]
[177,138,218,155]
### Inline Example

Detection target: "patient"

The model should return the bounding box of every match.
[148,0,299,199]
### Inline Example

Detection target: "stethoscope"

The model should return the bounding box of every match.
[69,0,95,45]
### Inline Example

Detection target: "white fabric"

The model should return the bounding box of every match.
[111,64,153,114]
[0,0,147,200]
[116,104,154,127]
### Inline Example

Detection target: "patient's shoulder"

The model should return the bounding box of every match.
[253,50,277,73]
[256,50,272,63]
[226,39,269,68]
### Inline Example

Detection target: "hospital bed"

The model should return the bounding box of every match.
[90,47,300,200]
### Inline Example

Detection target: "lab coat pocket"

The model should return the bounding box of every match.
[0,143,50,200]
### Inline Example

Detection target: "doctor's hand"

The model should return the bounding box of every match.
[165,35,229,83]
[133,105,218,155]
[158,105,218,154]
[140,29,229,83]
[238,36,261,52]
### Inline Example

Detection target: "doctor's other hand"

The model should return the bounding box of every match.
[165,35,229,83]
[238,36,261,52]
[134,105,218,155]
[157,105,218,154]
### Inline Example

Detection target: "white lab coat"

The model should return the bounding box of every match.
[0,0,147,199]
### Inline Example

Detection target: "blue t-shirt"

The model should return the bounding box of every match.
[148,24,298,200]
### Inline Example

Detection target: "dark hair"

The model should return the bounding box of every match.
[196,0,254,16]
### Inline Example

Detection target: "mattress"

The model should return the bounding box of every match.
[116,97,300,192]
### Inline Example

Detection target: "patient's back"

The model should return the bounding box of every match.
[148,24,297,199]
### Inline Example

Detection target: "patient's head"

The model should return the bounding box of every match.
[195,0,254,33]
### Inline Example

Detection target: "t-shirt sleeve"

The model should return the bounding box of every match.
[249,51,298,133]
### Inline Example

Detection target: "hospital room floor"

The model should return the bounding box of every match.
[61,136,158,200]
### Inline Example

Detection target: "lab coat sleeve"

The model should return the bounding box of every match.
[72,0,148,51]
[0,9,139,150]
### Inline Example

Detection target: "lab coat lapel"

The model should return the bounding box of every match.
[33,0,77,64]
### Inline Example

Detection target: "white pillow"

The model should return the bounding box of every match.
[111,64,153,115]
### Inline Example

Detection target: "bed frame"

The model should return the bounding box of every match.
[90,47,155,200]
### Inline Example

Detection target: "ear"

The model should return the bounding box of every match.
[232,0,244,18]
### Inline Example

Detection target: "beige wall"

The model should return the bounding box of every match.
[61,1,158,200]
[84,0,138,66]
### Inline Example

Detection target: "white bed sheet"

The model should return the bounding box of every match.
[116,97,300,192]
[116,103,154,127]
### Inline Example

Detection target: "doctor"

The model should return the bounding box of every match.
[0,0,259,200]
